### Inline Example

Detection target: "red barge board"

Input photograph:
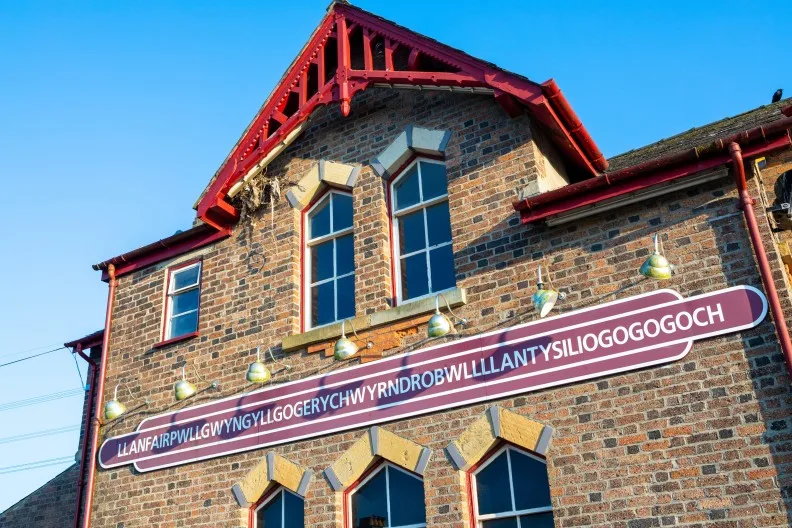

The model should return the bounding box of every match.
[99,285,767,472]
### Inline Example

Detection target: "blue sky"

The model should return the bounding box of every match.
[0,0,789,513]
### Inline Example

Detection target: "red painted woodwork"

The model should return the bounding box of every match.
[541,80,608,172]
[195,2,607,229]
[93,224,230,281]
[64,330,105,351]
[515,125,792,224]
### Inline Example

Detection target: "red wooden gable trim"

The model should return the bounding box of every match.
[195,2,606,230]
[92,224,231,282]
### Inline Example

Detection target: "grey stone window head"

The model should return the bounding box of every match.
[371,125,452,179]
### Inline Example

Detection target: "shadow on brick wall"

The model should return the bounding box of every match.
[449,174,792,524]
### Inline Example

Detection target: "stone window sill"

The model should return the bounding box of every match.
[152,331,199,349]
[282,287,467,353]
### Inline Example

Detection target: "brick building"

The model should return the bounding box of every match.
[7,2,792,527]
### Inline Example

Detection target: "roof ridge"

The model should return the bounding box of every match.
[609,97,792,163]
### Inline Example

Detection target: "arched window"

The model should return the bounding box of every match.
[252,486,304,528]
[471,445,554,528]
[390,159,455,303]
[348,462,426,528]
[304,190,355,328]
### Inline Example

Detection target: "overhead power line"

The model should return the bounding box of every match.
[0,457,74,475]
[0,346,68,368]
[0,388,85,413]
[0,342,64,360]
[0,425,80,445]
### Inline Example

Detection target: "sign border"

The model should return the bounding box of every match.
[96,285,767,472]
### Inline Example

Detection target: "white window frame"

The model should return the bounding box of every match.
[390,158,455,305]
[471,445,553,527]
[252,486,303,528]
[163,261,201,341]
[347,461,426,528]
[303,190,355,330]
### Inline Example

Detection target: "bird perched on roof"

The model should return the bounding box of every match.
[772,89,783,103]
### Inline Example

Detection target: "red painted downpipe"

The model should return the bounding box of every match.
[72,348,97,528]
[729,142,792,381]
[79,263,117,528]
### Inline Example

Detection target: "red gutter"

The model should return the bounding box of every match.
[93,224,230,281]
[80,264,117,528]
[729,142,792,381]
[65,330,104,353]
[514,115,792,223]
[542,80,608,172]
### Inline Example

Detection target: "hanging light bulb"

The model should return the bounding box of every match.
[103,384,128,421]
[428,293,468,338]
[639,234,674,280]
[532,265,562,318]
[246,346,272,384]
[334,320,372,361]
[174,366,197,401]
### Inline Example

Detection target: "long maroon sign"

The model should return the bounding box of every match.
[99,285,767,472]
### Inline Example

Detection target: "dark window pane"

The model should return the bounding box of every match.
[519,512,554,528]
[311,241,334,283]
[476,451,513,515]
[481,518,518,528]
[511,450,552,511]
[170,310,198,339]
[429,245,456,293]
[256,491,283,528]
[336,234,354,276]
[309,198,331,239]
[426,201,452,246]
[351,467,388,528]
[399,210,426,255]
[311,281,335,327]
[283,491,305,528]
[394,165,420,211]
[171,289,199,316]
[337,275,355,321]
[402,253,429,300]
[332,193,353,232]
[172,265,200,291]
[420,161,447,201]
[388,466,426,527]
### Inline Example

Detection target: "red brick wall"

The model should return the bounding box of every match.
[87,88,792,527]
